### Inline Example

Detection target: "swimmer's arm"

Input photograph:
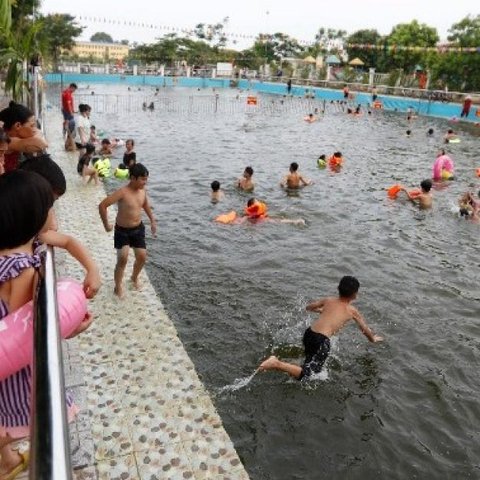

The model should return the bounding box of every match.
[351,307,383,342]
[99,189,124,232]
[143,194,157,236]
[300,175,313,186]
[306,299,326,313]
[38,230,101,299]
[400,188,418,202]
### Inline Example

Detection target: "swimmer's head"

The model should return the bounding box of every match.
[244,166,253,178]
[211,180,220,192]
[427,128,434,135]
[447,129,454,134]
[85,143,96,155]
[247,197,256,207]
[101,138,111,146]
[406,130,411,136]
[90,125,96,131]
[338,276,360,299]
[420,179,432,192]
[437,148,446,156]
[290,162,299,172]
[308,113,313,118]
[129,163,149,180]
[459,208,471,217]
[318,154,326,161]
[333,151,342,158]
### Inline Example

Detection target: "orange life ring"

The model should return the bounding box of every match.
[247,96,257,105]
[373,101,383,109]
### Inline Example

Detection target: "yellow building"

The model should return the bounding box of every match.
[69,41,129,61]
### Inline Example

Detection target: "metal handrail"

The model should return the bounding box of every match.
[29,247,72,480]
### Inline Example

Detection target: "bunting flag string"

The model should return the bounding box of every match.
[75,16,480,53]
[347,43,480,53]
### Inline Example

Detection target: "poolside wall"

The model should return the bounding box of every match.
[45,72,479,123]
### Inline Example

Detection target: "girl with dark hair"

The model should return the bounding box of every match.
[0,170,100,477]
[0,101,48,172]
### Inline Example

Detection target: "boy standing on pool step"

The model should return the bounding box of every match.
[259,276,383,380]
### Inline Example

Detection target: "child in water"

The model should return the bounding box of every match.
[210,180,224,203]
[98,138,113,156]
[236,166,255,192]
[459,190,480,220]
[281,162,312,189]
[77,144,99,185]
[401,179,433,209]
[259,276,383,380]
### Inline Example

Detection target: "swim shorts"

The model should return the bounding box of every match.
[299,328,331,380]
[114,222,146,249]
[62,109,74,121]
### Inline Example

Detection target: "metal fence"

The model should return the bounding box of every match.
[28,68,72,480]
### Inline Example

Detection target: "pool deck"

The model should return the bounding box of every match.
[43,112,249,480]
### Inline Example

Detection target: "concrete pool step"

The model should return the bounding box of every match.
[45,112,249,479]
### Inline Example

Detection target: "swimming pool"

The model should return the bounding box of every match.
[54,84,480,479]
[45,73,480,122]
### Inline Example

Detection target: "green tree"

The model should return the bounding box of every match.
[90,32,114,43]
[194,18,228,49]
[345,29,383,68]
[252,32,304,62]
[38,13,83,70]
[386,20,439,72]
[315,27,347,53]
[428,15,480,91]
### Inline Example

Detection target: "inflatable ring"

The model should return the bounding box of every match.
[0,279,88,381]
[317,159,327,168]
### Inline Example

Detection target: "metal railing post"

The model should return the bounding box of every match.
[29,247,72,480]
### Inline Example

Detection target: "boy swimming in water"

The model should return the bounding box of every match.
[236,166,255,192]
[259,276,383,380]
[210,180,224,203]
[281,162,312,189]
[99,163,156,298]
[401,179,433,209]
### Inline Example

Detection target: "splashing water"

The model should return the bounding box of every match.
[218,370,259,394]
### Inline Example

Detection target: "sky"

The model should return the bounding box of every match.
[40,0,479,49]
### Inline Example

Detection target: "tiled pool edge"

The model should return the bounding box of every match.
[46,112,250,480]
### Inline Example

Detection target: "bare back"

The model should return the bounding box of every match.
[309,297,356,337]
[286,172,301,188]
[418,193,432,209]
[116,185,146,227]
